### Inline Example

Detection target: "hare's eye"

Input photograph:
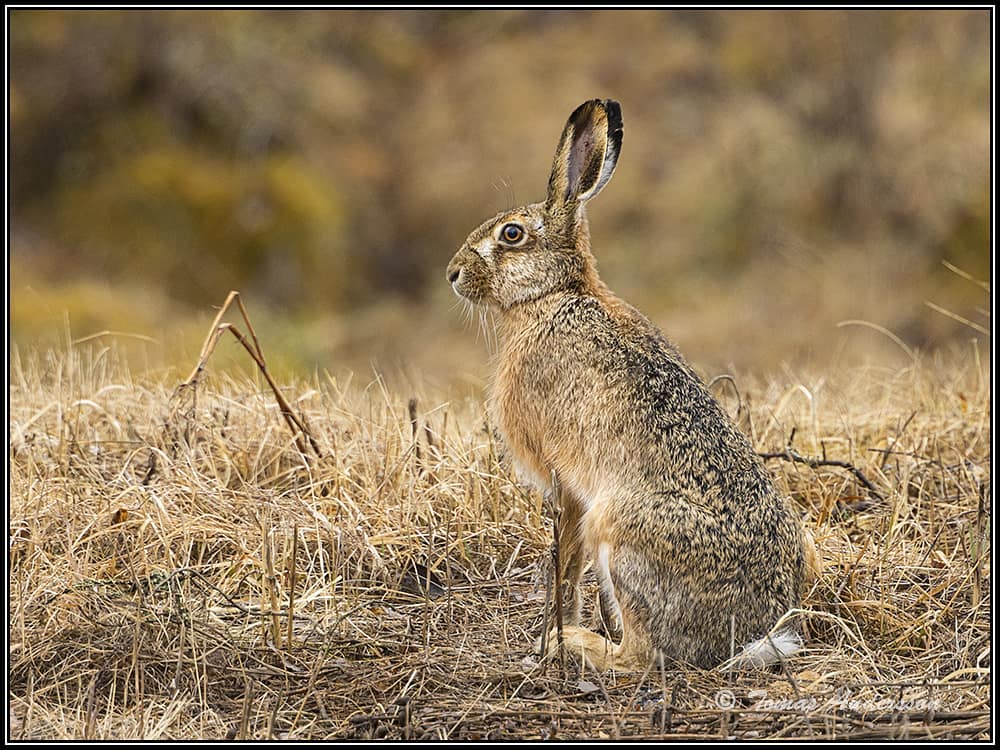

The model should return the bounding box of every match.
[500,223,525,244]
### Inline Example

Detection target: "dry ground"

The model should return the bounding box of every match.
[8,341,991,740]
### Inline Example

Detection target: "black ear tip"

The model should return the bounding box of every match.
[567,99,623,133]
[603,99,623,134]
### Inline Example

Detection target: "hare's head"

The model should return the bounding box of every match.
[446,99,623,310]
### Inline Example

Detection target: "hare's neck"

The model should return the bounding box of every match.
[495,278,616,340]
[497,293,561,334]
[495,291,585,348]
[571,218,611,295]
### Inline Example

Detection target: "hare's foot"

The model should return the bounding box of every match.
[544,625,645,672]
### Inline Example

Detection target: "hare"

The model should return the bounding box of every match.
[446,99,808,670]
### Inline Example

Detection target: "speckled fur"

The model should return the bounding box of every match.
[446,100,806,670]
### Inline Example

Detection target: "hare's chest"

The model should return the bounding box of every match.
[490,356,551,490]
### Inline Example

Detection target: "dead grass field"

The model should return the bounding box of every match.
[8,339,991,740]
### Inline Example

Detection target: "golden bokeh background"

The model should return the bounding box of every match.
[10,9,990,391]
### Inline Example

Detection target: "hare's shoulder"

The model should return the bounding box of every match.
[552,295,704,394]
[497,293,700,399]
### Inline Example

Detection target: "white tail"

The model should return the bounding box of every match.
[720,630,802,671]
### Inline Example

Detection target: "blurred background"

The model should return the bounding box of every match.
[9,9,990,392]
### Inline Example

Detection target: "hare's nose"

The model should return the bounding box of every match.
[447,267,461,284]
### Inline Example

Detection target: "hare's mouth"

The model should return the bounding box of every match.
[448,269,480,303]
[448,269,465,298]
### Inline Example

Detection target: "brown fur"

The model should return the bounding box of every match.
[446,100,807,670]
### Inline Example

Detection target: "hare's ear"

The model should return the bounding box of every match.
[546,99,623,210]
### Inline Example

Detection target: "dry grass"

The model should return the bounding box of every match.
[8,339,991,740]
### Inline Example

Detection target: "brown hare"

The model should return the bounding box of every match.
[446,100,808,670]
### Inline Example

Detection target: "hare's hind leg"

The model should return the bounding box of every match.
[547,625,615,669]
[545,611,649,672]
[544,543,651,672]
